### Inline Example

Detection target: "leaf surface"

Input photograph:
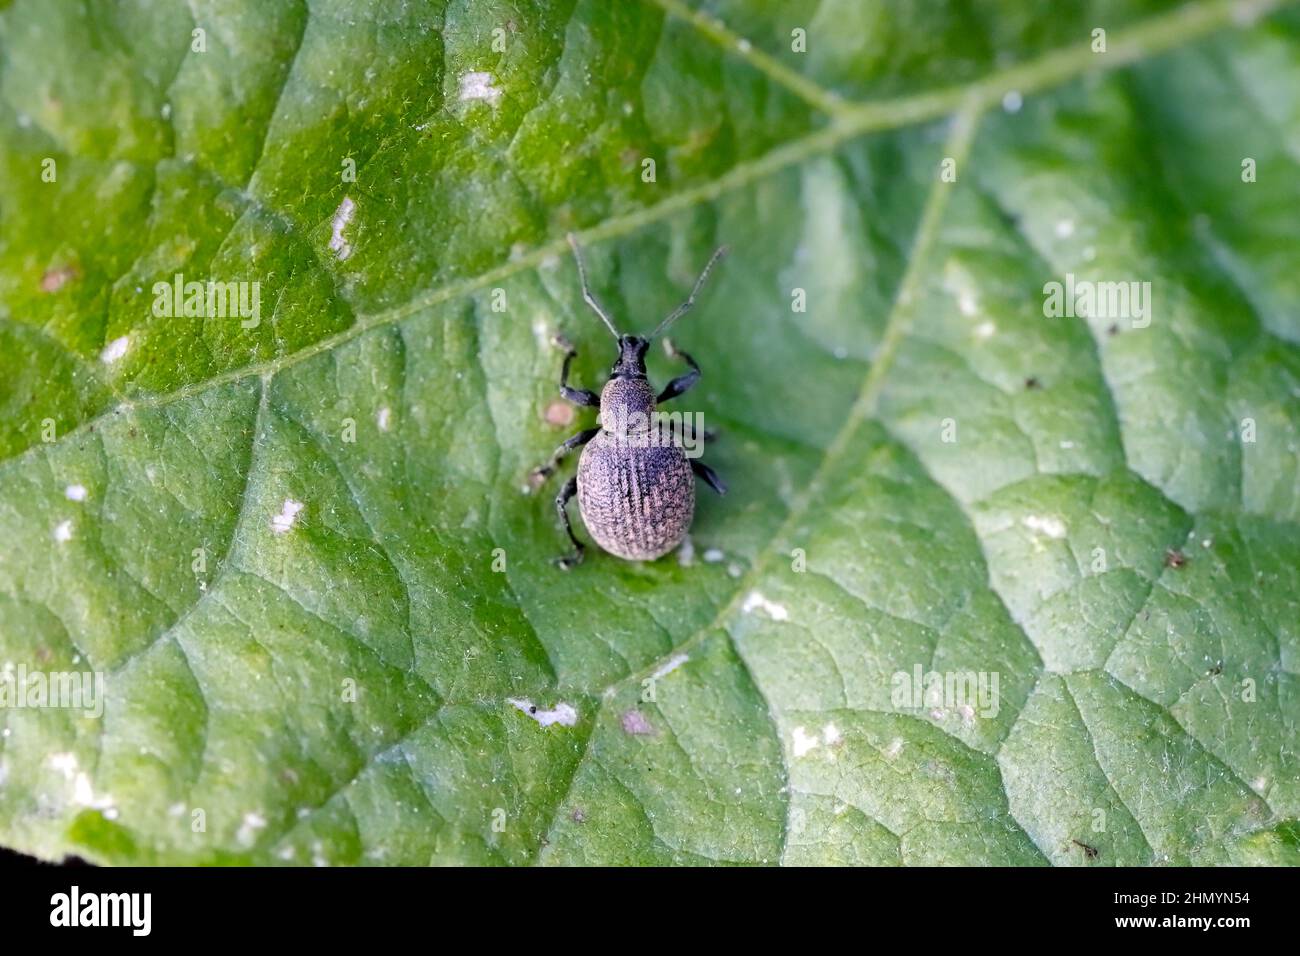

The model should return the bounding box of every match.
[0,0,1297,865]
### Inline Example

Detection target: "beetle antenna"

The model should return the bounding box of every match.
[567,233,620,340]
[649,245,728,340]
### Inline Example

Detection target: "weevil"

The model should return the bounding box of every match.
[529,234,728,569]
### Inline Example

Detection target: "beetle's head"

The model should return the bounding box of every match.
[610,334,650,379]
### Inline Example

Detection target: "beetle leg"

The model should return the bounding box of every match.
[556,339,600,408]
[672,419,718,444]
[529,426,599,485]
[656,337,701,404]
[553,476,585,569]
[691,459,728,496]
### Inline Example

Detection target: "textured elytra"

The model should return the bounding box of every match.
[577,433,696,561]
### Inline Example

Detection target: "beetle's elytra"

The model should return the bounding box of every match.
[530,235,728,569]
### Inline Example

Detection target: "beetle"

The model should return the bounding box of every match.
[529,234,728,569]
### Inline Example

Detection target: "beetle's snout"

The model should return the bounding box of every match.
[611,335,650,378]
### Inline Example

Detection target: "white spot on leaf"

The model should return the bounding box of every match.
[1023,514,1067,539]
[651,653,688,681]
[509,697,578,728]
[329,196,356,260]
[271,499,304,534]
[237,811,267,846]
[620,710,654,735]
[458,71,502,106]
[73,773,114,809]
[101,336,130,363]
[65,484,87,502]
[53,520,73,543]
[49,752,78,776]
[677,534,695,566]
[742,590,789,621]
[49,753,113,809]
[792,726,819,757]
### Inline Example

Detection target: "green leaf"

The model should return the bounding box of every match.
[0,0,1296,866]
